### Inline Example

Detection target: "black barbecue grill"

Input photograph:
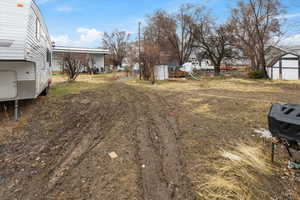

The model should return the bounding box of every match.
[268,104,300,162]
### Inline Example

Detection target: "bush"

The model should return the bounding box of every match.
[248,70,265,79]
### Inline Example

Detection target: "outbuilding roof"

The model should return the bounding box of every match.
[53,46,109,54]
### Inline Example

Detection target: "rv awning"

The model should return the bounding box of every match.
[53,46,109,54]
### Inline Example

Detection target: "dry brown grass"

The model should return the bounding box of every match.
[50,74,119,97]
[49,74,300,199]
[129,77,300,96]
[196,143,274,200]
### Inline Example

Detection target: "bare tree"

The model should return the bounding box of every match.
[62,53,84,81]
[230,0,284,77]
[126,42,139,76]
[174,4,202,66]
[86,54,96,74]
[193,16,235,75]
[140,40,160,84]
[144,10,175,65]
[102,30,130,70]
[144,4,203,66]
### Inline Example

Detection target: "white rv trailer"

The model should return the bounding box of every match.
[0,0,52,119]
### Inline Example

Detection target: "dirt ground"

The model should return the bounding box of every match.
[1,74,300,200]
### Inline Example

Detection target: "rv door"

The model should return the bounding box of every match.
[0,71,17,99]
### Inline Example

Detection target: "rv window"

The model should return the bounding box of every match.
[36,19,41,41]
[47,49,52,66]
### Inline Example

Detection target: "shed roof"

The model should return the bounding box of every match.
[53,46,109,54]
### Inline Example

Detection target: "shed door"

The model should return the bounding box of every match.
[0,71,17,99]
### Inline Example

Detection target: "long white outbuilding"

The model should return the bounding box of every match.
[52,46,109,73]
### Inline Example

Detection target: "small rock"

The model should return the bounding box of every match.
[253,128,272,139]
[108,152,118,159]
[80,99,90,104]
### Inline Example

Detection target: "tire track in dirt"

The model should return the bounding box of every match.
[116,83,196,200]
[0,85,132,200]
[42,86,132,199]
[0,81,195,200]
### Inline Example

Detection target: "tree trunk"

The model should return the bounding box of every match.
[250,56,256,71]
[214,66,221,76]
[258,39,269,79]
[151,66,155,85]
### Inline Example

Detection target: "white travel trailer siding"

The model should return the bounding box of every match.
[0,0,52,102]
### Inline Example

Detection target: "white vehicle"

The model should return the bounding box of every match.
[182,61,214,74]
[0,0,52,119]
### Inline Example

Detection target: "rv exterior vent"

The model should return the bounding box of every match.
[0,39,14,47]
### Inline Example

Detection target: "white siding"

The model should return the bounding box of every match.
[0,0,52,100]
[267,66,272,78]
[0,0,28,60]
[0,71,17,99]
[270,54,300,80]
[93,54,105,71]
[25,2,52,95]
[52,55,64,72]
[0,61,35,81]
[272,68,280,80]
[282,69,298,80]
[282,60,298,68]
[155,65,169,80]
[52,53,106,72]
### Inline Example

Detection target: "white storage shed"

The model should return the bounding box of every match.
[154,65,169,80]
[267,53,300,80]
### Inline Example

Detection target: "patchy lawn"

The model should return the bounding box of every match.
[128,76,300,199]
[1,74,300,200]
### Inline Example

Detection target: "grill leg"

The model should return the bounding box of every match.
[14,100,19,121]
[285,145,293,159]
[271,142,275,163]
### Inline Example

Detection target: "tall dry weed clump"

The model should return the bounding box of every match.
[196,143,274,200]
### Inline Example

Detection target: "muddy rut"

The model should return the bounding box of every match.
[0,82,195,200]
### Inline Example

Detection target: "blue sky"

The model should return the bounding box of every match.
[36,0,300,48]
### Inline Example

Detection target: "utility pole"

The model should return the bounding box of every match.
[138,21,142,80]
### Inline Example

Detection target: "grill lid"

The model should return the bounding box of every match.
[268,104,300,141]
[269,104,300,126]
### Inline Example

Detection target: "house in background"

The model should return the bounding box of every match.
[52,46,109,73]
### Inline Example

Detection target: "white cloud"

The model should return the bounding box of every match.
[280,34,300,46]
[51,28,103,47]
[276,13,300,19]
[56,5,73,12]
[51,34,72,46]
[76,28,103,45]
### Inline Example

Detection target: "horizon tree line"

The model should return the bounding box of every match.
[64,0,285,81]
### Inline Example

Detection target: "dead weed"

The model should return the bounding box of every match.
[196,143,275,200]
